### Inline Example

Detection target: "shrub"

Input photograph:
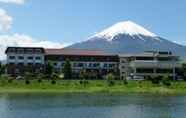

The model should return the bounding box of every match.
[63,59,72,79]
[79,80,83,85]
[52,73,60,80]
[123,79,128,85]
[79,80,89,87]
[106,73,115,86]
[51,80,56,85]
[8,79,13,83]
[151,76,161,85]
[162,75,171,86]
[25,80,30,85]
[24,72,34,80]
[38,79,42,83]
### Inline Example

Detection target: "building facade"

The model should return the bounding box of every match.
[5,47,182,80]
[6,47,45,75]
[5,47,119,78]
[119,51,182,80]
[45,49,119,79]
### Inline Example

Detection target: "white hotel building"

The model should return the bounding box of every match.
[5,47,182,80]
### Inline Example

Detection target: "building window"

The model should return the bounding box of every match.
[9,62,15,65]
[136,57,154,61]
[157,57,171,61]
[78,63,84,67]
[9,48,15,53]
[35,56,41,60]
[109,64,115,68]
[35,63,42,66]
[18,56,24,60]
[27,49,33,53]
[35,49,42,53]
[121,60,126,63]
[53,63,57,66]
[9,56,15,60]
[136,68,154,73]
[18,63,24,66]
[88,63,92,67]
[28,56,33,60]
[157,69,172,73]
[61,63,64,66]
[17,49,24,53]
[27,63,33,66]
[103,64,107,68]
[93,63,99,68]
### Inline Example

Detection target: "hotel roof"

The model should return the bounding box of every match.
[44,48,117,56]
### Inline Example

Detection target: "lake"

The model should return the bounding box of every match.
[0,93,185,118]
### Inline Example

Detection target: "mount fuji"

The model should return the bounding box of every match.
[68,21,186,58]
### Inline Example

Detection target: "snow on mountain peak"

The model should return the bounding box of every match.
[94,21,157,41]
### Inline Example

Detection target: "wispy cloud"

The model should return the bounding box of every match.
[0,33,64,60]
[0,0,25,5]
[0,8,12,31]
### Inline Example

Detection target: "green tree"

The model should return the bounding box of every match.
[182,63,186,80]
[151,76,161,85]
[79,69,87,80]
[24,72,33,80]
[63,59,72,79]
[106,73,115,86]
[24,72,33,85]
[45,61,53,79]
[52,73,60,80]
[162,75,171,86]
[0,63,6,76]
[36,73,45,83]
[79,69,88,86]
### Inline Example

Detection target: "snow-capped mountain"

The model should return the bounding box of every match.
[93,21,157,41]
[68,21,186,58]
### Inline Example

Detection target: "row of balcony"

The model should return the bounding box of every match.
[130,60,181,68]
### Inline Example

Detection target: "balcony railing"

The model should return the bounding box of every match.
[130,60,182,68]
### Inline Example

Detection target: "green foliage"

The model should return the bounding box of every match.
[63,59,72,79]
[123,79,128,85]
[52,73,60,80]
[151,76,161,85]
[0,63,6,76]
[24,72,34,80]
[79,70,87,80]
[36,73,45,80]
[0,74,9,86]
[51,80,56,85]
[106,73,115,86]
[25,80,30,85]
[8,78,13,83]
[45,61,53,79]
[79,70,89,86]
[182,63,186,80]
[162,75,171,86]
[37,79,42,83]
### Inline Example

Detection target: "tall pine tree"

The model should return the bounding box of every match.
[63,59,72,79]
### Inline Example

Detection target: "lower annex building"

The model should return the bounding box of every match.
[5,47,182,80]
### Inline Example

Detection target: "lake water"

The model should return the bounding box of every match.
[0,93,186,118]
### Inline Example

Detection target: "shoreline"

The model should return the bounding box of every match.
[0,80,186,95]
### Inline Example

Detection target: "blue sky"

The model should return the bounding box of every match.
[0,0,186,46]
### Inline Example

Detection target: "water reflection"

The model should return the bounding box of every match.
[0,93,185,118]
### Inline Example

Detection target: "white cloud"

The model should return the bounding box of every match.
[0,8,12,31]
[0,0,24,5]
[0,33,65,60]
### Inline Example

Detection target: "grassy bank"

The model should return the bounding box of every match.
[0,79,186,94]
